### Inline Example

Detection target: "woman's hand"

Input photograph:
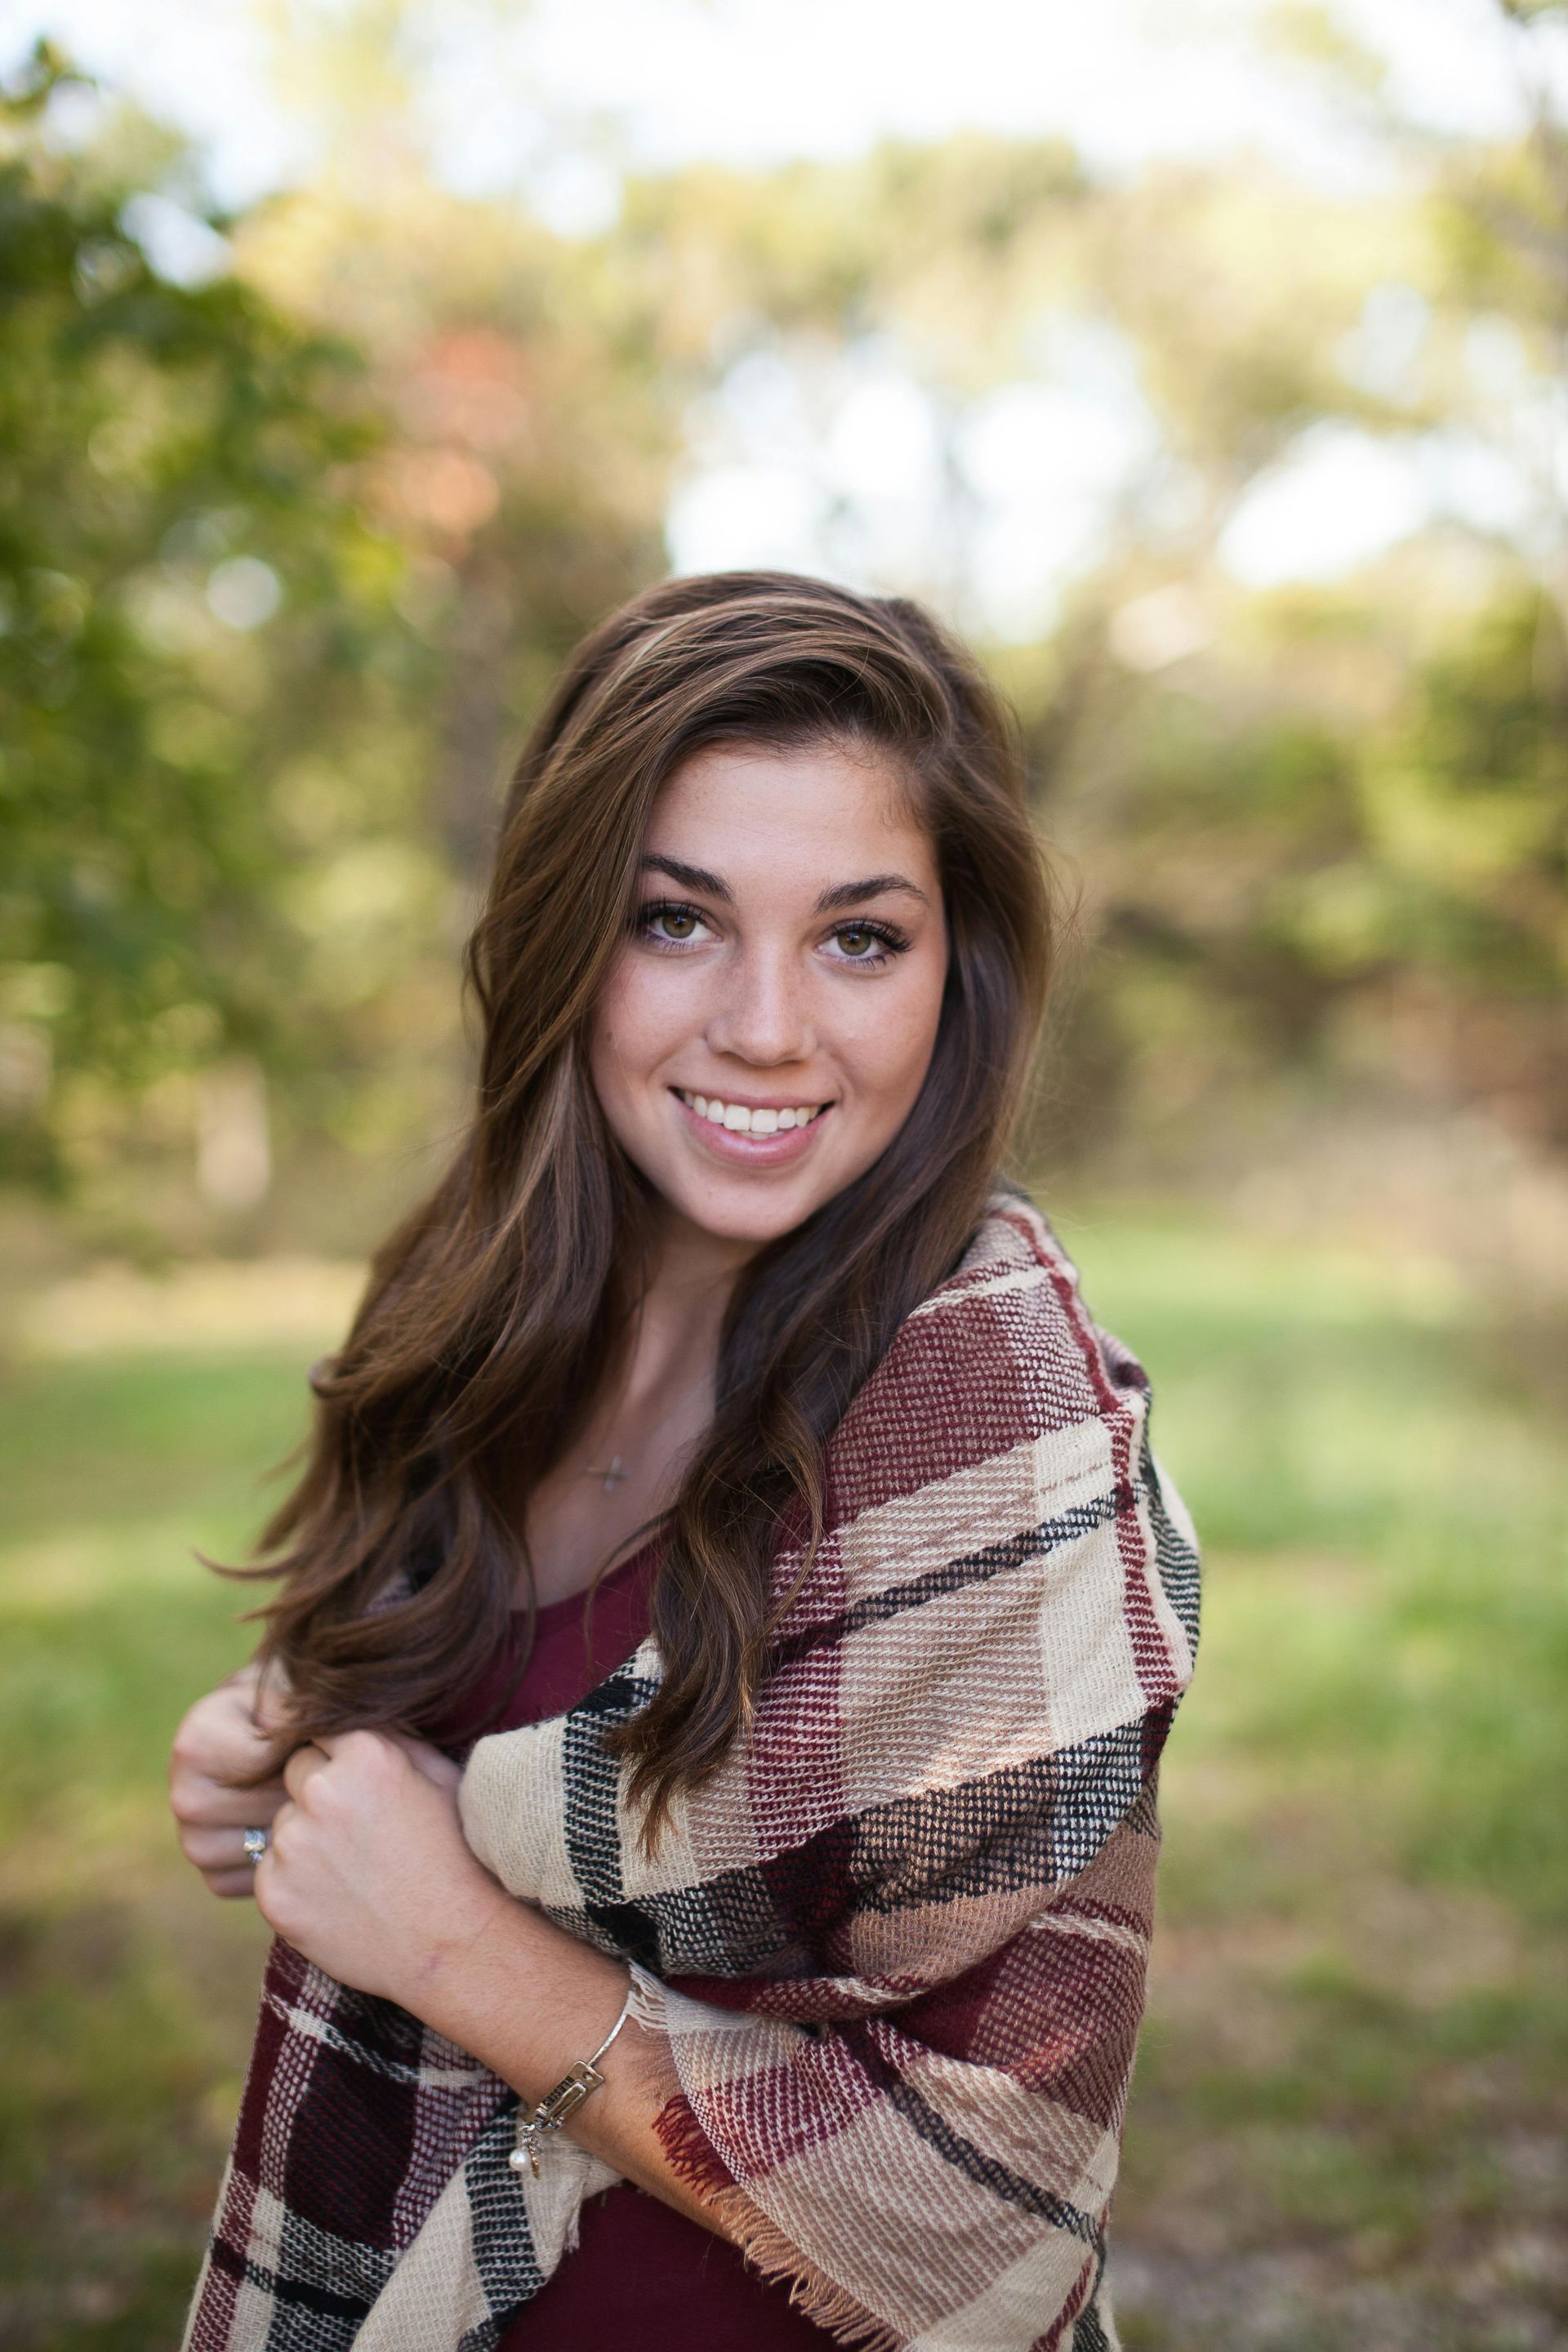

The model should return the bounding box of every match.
[251,1731,728,2240]
[169,1661,292,1899]
[254,1728,508,2007]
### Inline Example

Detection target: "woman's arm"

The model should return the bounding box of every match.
[254,1729,730,2238]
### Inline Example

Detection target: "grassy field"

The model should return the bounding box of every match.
[0,1205,1564,2350]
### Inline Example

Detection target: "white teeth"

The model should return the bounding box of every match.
[679,1091,822,1134]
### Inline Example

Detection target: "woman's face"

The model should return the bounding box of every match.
[588,740,949,1251]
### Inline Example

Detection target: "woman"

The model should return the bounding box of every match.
[170,570,1200,2352]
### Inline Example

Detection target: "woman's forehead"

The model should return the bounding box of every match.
[645,740,932,871]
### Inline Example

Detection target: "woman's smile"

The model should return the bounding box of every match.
[670,1085,835,1166]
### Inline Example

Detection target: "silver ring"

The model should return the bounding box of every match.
[242,1826,270,1867]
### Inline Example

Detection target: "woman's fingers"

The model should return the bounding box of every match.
[389,1733,464,1795]
[203,1866,262,1901]
[171,1684,275,1786]
[170,1669,302,1899]
[282,1742,330,1801]
[176,1820,281,1900]
[179,1823,262,1872]
[169,1673,293,1832]
[168,1763,287,1831]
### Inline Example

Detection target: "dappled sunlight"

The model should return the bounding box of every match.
[14,1255,364,1361]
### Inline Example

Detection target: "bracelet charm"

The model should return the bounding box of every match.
[508,1980,636,2180]
[509,2060,606,2179]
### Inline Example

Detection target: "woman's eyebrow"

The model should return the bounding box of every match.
[639,858,929,914]
[813,874,929,914]
[639,854,732,901]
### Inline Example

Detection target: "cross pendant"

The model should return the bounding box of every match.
[585,1455,629,1494]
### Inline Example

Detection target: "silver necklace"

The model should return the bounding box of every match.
[583,1454,631,1494]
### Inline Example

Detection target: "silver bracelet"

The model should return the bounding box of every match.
[508,1978,637,2179]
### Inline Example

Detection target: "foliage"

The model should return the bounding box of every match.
[1002,581,1568,1177]
[0,44,434,1196]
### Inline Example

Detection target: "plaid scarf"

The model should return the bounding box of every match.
[185,1192,1200,2352]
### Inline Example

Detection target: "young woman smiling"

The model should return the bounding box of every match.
[171,572,1200,2352]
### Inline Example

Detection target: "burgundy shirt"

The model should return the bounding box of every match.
[442,1540,836,2350]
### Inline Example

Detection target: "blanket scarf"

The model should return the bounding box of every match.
[185,1191,1200,2352]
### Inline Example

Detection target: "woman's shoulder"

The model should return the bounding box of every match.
[846,1185,1146,1440]
[818,1185,1153,1540]
[780,1186,1198,1741]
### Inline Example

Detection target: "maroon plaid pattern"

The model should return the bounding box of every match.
[185,1192,1200,2350]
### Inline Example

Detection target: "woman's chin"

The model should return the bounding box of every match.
[654,1164,842,1251]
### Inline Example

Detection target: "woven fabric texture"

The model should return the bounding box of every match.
[184,1191,1201,2352]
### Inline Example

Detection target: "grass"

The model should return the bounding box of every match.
[1051,1202,1568,2350]
[0,1347,301,2351]
[0,1209,1564,2349]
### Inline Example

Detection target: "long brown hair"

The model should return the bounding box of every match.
[240,571,1058,1835]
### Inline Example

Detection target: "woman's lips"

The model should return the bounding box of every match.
[670,1089,833,1167]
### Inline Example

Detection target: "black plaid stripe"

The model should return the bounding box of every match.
[1138,1426,1201,1652]
[545,1864,800,1980]
[841,2018,1103,2245]
[207,2255,370,2352]
[678,1847,807,1972]
[452,2103,545,2351]
[270,2206,395,2344]
[203,2213,393,2352]
[558,1664,805,1982]
[1039,1719,1155,1883]
[770,1486,1129,1673]
[830,1719,1151,1914]
[560,1666,670,1967]
[1070,2247,1116,2352]
[552,1715,1156,1974]
[559,1666,657,1906]
[538,1719,1157,1980]
[638,1868,800,1977]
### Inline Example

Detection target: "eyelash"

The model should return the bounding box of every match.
[635,898,912,969]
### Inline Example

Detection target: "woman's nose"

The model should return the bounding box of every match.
[704,948,815,1067]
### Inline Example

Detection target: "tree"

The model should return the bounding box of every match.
[0,42,421,1198]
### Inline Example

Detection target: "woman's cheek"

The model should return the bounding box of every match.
[844,980,941,1126]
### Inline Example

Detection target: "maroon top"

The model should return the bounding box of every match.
[441,1539,837,2349]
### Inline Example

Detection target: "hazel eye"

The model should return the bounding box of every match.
[835,924,877,958]
[821,916,909,969]
[639,899,715,950]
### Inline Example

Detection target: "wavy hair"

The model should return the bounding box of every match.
[238,571,1060,1836]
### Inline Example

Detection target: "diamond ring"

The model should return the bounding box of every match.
[242,1826,270,1867]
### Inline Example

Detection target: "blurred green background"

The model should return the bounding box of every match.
[1,3,1565,2345]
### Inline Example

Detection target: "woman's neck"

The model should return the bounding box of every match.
[502,1214,757,1608]
[617,1213,755,1415]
